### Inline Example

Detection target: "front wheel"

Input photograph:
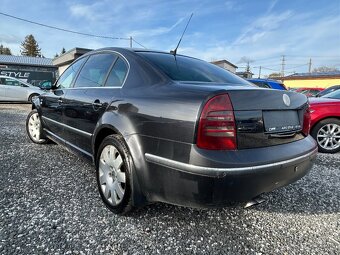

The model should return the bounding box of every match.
[26,110,48,144]
[311,118,340,153]
[96,135,134,214]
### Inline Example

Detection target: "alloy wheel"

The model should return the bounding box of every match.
[316,123,340,151]
[98,145,126,205]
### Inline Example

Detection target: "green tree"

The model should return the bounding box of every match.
[20,34,41,57]
[0,44,12,55]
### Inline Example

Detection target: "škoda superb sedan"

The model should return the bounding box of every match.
[26,48,317,214]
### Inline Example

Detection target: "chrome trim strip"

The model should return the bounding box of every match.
[42,116,92,137]
[44,129,92,157]
[145,148,317,177]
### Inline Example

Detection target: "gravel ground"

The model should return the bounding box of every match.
[0,104,339,255]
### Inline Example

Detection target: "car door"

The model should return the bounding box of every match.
[40,57,88,140]
[1,77,26,101]
[62,52,128,155]
[0,77,7,100]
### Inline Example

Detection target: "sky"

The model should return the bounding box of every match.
[0,0,339,76]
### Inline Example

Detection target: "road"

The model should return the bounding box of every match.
[0,104,339,255]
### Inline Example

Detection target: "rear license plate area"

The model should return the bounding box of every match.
[263,110,301,133]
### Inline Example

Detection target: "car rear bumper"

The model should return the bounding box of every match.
[144,136,318,207]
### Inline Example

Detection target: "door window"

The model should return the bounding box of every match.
[56,57,87,89]
[105,57,128,87]
[2,77,20,86]
[74,54,117,88]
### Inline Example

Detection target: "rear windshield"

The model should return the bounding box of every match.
[137,52,250,85]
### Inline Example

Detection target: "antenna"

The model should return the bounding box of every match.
[170,13,193,55]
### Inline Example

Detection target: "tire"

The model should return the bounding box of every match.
[26,109,48,144]
[311,118,340,153]
[28,93,39,103]
[96,135,134,214]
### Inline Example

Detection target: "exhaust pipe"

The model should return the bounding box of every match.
[244,196,266,208]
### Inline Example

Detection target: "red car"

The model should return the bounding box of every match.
[295,87,324,97]
[309,89,340,153]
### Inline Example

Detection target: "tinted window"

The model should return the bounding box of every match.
[74,54,116,88]
[137,52,250,85]
[105,57,128,87]
[324,89,340,99]
[56,57,87,89]
[251,81,270,88]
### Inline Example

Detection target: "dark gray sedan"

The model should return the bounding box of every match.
[26,48,317,214]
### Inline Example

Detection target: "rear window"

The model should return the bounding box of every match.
[137,52,250,85]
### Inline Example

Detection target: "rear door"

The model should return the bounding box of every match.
[40,57,87,140]
[62,52,128,154]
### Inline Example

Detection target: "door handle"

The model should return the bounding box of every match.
[57,98,63,104]
[92,99,103,107]
[92,99,103,110]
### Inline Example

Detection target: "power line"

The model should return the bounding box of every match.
[0,11,130,41]
[132,38,147,49]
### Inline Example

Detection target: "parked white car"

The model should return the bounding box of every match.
[0,75,43,102]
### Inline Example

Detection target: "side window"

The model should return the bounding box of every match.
[74,54,117,88]
[56,57,87,89]
[4,78,20,86]
[105,57,128,87]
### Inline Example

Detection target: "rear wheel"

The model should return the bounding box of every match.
[311,118,340,153]
[96,135,133,214]
[26,110,48,144]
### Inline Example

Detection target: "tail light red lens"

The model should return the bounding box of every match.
[302,106,311,136]
[197,94,237,150]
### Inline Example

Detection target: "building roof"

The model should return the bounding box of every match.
[283,71,340,80]
[211,59,238,68]
[53,47,92,67]
[0,54,54,67]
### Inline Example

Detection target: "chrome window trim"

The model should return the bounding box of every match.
[42,116,92,137]
[54,50,130,91]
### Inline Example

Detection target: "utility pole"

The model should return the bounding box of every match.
[281,55,285,77]
[308,58,312,73]
[258,66,262,78]
[246,61,250,72]
[130,36,132,48]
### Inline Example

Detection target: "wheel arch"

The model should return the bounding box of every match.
[92,124,148,207]
[311,116,340,133]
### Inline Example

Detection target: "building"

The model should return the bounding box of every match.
[281,72,340,89]
[236,71,253,79]
[0,55,57,86]
[53,47,92,75]
[210,59,238,73]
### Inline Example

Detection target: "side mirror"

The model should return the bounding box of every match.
[40,81,52,90]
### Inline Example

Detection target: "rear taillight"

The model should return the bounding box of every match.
[302,106,311,135]
[197,94,237,150]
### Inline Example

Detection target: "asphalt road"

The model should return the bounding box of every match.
[0,104,339,255]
